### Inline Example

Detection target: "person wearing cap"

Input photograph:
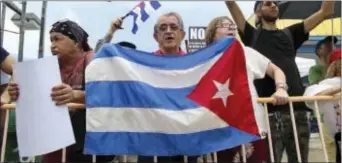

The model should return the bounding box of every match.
[225,0,335,162]
[304,48,341,162]
[309,36,338,85]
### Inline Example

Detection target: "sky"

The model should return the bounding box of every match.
[2,1,255,60]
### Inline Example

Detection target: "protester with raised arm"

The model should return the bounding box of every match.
[94,18,122,52]
[94,18,137,53]
[225,1,335,162]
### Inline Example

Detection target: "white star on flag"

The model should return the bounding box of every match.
[212,79,234,107]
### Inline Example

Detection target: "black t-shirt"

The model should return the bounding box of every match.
[0,47,9,64]
[238,22,310,112]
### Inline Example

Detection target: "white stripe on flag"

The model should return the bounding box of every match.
[86,53,222,88]
[87,107,229,134]
[132,7,144,27]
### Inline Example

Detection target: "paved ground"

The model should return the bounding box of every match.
[281,134,327,162]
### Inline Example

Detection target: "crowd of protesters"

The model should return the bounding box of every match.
[0,0,340,163]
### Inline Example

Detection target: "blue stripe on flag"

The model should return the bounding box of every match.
[85,127,259,156]
[140,2,150,22]
[128,11,139,34]
[86,81,198,110]
[94,36,235,70]
[150,1,161,10]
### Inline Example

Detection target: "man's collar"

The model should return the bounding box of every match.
[154,48,186,56]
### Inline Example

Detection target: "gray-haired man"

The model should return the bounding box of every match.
[138,12,198,163]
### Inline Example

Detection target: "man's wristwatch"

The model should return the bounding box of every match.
[276,83,288,91]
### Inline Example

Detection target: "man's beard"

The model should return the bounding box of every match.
[262,15,278,23]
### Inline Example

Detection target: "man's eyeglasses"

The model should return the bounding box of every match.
[158,23,180,32]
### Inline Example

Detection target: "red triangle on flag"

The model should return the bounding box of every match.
[187,40,259,136]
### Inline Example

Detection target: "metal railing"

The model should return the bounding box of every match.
[0,95,339,162]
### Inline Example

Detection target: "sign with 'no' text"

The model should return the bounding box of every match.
[187,26,207,52]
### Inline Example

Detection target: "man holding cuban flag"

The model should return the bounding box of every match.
[84,20,289,162]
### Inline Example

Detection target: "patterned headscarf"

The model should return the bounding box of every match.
[50,19,91,52]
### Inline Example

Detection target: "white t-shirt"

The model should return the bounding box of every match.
[242,44,270,136]
[244,46,270,80]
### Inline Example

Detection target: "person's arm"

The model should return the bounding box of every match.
[286,1,334,50]
[244,46,288,104]
[265,63,286,86]
[94,18,123,52]
[265,63,289,105]
[94,32,114,53]
[72,90,85,104]
[303,1,335,33]
[316,86,341,96]
[225,1,246,33]
[244,46,286,85]
[225,1,256,46]
[287,22,310,50]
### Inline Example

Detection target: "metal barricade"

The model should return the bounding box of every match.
[0,95,339,162]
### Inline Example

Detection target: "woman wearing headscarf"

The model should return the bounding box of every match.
[7,19,114,163]
[204,16,289,163]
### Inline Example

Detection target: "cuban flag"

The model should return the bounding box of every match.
[127,1,161,34]
[85,37,264,156]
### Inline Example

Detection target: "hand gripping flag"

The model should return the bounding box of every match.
[85,36,263,156]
